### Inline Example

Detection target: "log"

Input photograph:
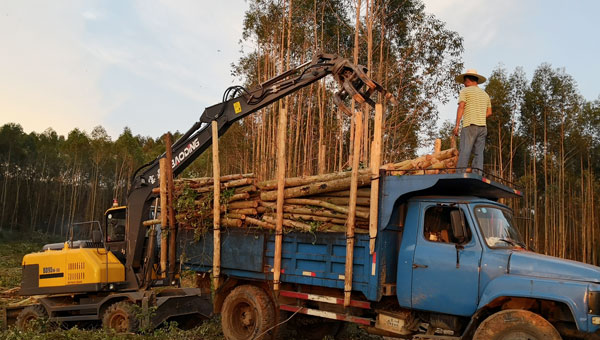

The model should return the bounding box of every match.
[225,213,245,220]
[142,219,161,227]
[219,174,245,182]
[315,196,370,206]
[260,173,372,201]
[176,173,253,186]
[263,215,311,231]
[166,133,177,282]
[285,198,369,219]
[345,109,362,307]
[211,121,221,290]
[383,148,458,171]
[228,192,250,202]
[434,138,442,153]
[285,206,352,220]
[277,213,348,225]
[235,185,257,193]
[223,178,254,188]
[274,107,287,291]
[319,188,371,198]
[225,200,258,210]
[370,104,383,254]
[228,208,258,215]
[222,218,242,228]
[159,158,168,279]
[245,217,275,229]
[257,169,370,190]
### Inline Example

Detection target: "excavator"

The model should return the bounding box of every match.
[2,53,392,332]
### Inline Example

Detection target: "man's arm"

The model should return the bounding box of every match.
[453,102,465,136]
[486,107,492,118]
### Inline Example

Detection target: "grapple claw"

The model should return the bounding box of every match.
[331,58,396,114]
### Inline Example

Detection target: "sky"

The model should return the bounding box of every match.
[426,0,600,124]
[1,0,599,139]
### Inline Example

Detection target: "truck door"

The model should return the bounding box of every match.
[411,203,482,316]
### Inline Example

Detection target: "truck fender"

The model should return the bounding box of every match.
[477,275,588,332]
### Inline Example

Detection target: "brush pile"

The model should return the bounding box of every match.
[174,148,458,233]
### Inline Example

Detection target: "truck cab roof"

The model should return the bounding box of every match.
[378,172,521,230]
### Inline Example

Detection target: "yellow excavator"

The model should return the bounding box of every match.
[2,53,391,332]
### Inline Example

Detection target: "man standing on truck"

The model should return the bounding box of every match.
[453,69,492,171]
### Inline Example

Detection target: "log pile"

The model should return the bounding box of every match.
[382,148,459,175]
[174,148,459,233]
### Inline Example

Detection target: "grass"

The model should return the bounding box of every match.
[0,231,61,307]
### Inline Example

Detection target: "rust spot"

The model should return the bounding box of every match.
[502,297,536,311]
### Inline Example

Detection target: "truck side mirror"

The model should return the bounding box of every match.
[450,210,467,244]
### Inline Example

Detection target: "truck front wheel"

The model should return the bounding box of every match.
[473,309,561,340]
[221,285,275,340]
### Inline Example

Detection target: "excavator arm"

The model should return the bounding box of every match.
[123,53,393,290]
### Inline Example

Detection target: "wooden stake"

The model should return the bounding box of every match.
[434,138,442,154]
[212,121,221,290]
[159,158,168,279]
[345,110,362,307]
[369,104,383,254]
[165,133,177,282]
[274,108,287,291]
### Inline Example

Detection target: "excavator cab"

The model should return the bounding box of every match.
[19,213,126,296]
[104,206,127,264]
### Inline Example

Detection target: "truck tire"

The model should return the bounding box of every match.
[473,309,561,340]
[102,301,139,333]
[16,304,48,330]
[221,285,275,340]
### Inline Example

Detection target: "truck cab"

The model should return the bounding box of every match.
[379,172,600,339]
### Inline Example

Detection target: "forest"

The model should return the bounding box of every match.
[1,0,599,265]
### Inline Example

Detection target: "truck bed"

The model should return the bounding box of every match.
[179,227,399,301]
[179,172,518,302]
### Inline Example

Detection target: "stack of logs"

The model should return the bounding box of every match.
[381,148,458,174]
[174,148,459,233]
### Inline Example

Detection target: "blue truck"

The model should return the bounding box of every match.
[181,171,600,340]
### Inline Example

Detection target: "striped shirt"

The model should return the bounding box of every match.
[458,86,491,127]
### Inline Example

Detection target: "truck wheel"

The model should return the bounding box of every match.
[473,309,561,340]
[102,301,139,333]
[221,285,275,340]
[16,304,48,330]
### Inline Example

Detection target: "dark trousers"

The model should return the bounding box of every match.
[457,125,487,170]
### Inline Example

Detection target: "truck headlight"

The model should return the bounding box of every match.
[588,291,600,315]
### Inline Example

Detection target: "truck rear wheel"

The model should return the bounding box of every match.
[102,301,139,333]
[16,304,48,330]
[221,285,275,340]
[473,309,561,340]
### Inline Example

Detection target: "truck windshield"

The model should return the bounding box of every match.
[474,206,525,248]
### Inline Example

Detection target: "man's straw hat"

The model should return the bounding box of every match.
[455,69,487,84]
